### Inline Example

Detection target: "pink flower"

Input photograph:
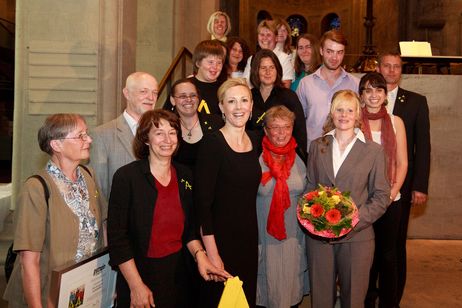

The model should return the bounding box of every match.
[325,209,341,224]
[310,203,324,218]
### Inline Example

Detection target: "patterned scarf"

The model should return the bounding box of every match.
[361,105,397,184]
[261,136,297,240]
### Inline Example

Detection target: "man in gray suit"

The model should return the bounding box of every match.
[90,72,158,200]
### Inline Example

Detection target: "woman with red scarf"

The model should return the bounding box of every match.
[256,105,309,307]
[359,72,408,308]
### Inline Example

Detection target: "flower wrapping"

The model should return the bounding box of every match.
[297,185,359,238]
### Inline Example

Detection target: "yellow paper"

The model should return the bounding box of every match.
[218,276,249,308]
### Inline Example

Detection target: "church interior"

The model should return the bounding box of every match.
[0,0,461,307]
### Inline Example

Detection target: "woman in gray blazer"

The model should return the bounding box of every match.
[305,90,390,308]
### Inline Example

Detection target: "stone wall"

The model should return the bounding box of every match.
[400,75,462,239]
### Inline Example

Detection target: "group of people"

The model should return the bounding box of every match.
[4,11,430,308]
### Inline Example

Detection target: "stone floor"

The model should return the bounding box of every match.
[0,239,460,307]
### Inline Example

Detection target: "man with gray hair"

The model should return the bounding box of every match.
[90,72,159,200]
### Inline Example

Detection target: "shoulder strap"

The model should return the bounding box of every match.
[79,164,92,178]
[27,175,50,208]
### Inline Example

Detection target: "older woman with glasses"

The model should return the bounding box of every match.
[4,114,106,307]
[169,78,224,168]
[257,105,309,307]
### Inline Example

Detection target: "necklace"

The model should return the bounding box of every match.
[180,118,199,140]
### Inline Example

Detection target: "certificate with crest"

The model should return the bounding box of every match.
[50,248,117,308]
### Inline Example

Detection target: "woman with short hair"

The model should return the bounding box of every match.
[4,114,105,307]
[257,105,309,307]
[107,109,230,307]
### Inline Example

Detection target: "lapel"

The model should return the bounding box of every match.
[393,87,406,115]
[335,140,367,183]
[319,137,335,184]
[116,115,136,160]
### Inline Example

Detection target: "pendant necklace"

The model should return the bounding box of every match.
[181,118,199,140]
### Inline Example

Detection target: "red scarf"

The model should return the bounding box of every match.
[361,105,397,184]
[261,136,297,240]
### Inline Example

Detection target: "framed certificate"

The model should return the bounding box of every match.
[50,248,117,308]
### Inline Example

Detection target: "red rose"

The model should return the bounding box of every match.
[325,209,341,224]
[305,191,319,201]
[310,203,324,218]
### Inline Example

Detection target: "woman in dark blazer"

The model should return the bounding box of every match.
[305,90,390,308]
[107,110,229,308]
[247,49,307,155]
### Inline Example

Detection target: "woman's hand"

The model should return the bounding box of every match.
[118,259,154,307]
[129,281,155,307]
[196,251,232,282]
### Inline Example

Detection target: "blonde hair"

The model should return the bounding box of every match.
[207,11,231,39]
[217,78,252,103]
[322,90,362,134]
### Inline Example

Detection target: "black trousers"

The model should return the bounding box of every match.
[366,199,403,308]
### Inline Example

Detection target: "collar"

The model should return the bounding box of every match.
[325,128,366,143]
[313,65,349,81]
[123,110,138,136]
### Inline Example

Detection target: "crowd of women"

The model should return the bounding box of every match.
[4,10,405,308]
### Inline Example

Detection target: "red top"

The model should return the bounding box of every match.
[147,167,185,258]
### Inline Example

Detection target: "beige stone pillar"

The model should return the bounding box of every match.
[11,0,136,208]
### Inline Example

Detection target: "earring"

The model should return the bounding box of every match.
[171,105,176,111]
[248,111,252,121]
[222,113,226,122]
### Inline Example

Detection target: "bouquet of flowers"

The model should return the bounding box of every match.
[297,184,359,238]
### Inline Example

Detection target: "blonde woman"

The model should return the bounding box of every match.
[207,11,231,42]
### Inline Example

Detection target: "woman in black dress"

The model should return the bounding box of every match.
[195,78,262,307]
[248,49,307,156]
[169,78,223,168]
[108,110,230,308]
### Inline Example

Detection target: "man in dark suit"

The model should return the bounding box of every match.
[90,72,158,201]
[373,51,431,305]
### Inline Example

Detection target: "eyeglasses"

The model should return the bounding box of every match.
[174,94,199,101]
[61,133,91,141]
[266,125,292,132]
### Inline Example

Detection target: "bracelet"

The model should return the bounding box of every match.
[193,248,206,262]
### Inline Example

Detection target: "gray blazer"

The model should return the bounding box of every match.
[89,114,136,201]
[306,135,391,242]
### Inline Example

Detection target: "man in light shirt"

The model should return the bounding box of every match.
[90,72,159,200]
[296,30,359,151]
[367,51,431,307]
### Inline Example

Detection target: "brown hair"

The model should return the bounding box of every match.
[294,33,321,76]
[226,37,251,72]
[217,78,252,104]
[192,40,226,74]
[273,18,292,54]
[359,72,388,95]
[320,29,348,48]
[377,50,402,66]
[133,110,181,159]
[249,49,283,89]
[263,105,295,127]
[322,90,362,134]
[38,113,85,155]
